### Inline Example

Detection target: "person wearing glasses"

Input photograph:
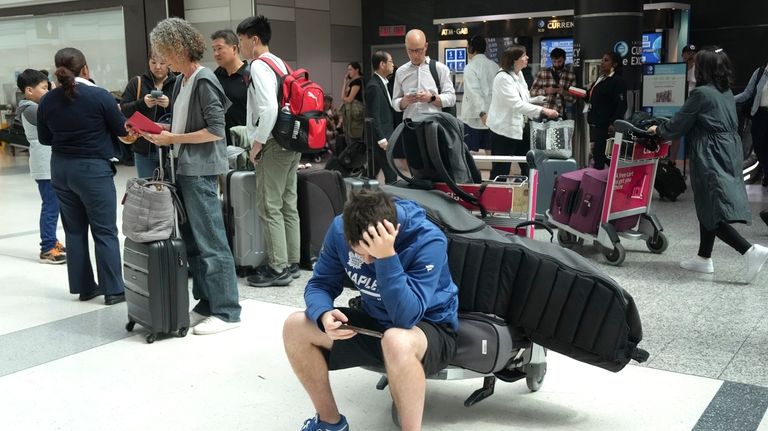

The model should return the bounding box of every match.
[391,29,455,121]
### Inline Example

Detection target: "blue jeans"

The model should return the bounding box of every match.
[176,174,241,322]
[135,150,160,178]
[36,179,61,252]
[50,154,123,295]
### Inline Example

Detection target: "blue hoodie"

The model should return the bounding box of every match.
[304,199,459,331]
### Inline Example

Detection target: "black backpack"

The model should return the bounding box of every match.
[386,112,484,213]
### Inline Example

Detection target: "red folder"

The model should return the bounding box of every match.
[127,111,163,134]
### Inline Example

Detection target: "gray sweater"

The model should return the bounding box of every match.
[17,99,51,180]
[171,67,232,176]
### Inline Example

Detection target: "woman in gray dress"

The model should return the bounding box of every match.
[649,47,768,284]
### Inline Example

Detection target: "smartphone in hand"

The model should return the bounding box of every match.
[150,90,164,99]
[338,324,383,338]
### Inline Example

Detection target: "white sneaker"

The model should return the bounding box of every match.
[192,316,241,335]
[680,256,714,274]
[744,244,768,284]
[189,311,207,328]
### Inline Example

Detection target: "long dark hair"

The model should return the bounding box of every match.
[694,46,734,92]
[54,47,87,100]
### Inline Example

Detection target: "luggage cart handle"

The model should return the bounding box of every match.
[613,120,656,137]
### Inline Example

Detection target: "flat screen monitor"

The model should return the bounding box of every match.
[642,32,663,64]
[444,47,467,73]
[540,38,574,68]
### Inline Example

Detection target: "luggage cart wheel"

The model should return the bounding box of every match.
[646,232,668,254]
[125,321,135,332]
[146,333,157,344]
[557,230,578,248]
[525,363,547,392]
[603,243,626,266]
[391,401,400,428]
[178,327,189,337]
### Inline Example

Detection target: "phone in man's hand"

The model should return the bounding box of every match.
[338,324,383,338]
[150,90,164,99]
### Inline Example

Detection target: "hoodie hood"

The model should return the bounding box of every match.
[16,99,37,126]
[392,198,427,248]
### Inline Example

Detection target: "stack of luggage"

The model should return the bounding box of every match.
[550,168,639,235]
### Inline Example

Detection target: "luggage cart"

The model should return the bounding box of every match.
[435,155,540,239]
[546,122,669,266]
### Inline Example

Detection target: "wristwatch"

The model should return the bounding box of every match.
[430,94,437,103]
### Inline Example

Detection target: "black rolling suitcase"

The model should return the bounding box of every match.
[297,169,346,269]
[124,148,190,343]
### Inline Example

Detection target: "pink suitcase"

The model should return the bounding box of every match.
[550,169,591,225]
[568,169,639,234]
[568,169,607,234]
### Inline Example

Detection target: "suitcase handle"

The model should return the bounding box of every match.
[555,189,564,212]
[580,194,592,216]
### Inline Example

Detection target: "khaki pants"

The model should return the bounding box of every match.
[255,139,301,271]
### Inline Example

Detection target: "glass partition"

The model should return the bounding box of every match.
[0,7,127,107]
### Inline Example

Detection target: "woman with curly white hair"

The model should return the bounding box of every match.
[138,17,241,335]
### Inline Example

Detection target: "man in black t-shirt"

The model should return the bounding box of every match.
[212,29,248,145]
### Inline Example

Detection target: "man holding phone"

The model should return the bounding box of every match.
[391,29,456,120]
[283,189,458,431]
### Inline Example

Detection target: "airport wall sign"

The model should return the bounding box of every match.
[379,25,406,37]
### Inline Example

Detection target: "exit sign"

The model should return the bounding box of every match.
[379,25,406,37]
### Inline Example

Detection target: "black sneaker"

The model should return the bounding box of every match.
[289,263,300,279]
[247,266,292,287]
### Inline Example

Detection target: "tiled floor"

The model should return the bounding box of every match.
[2,145,768,430]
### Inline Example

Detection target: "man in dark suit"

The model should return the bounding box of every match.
[365,50,398,184]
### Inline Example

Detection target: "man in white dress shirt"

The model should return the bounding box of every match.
[459,35,497,153]
[392,29,456,119]
[390,29,456,169]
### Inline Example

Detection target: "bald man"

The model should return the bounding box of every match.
[391,29,456,120]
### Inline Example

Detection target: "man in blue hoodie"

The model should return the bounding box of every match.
[283,189,458,431]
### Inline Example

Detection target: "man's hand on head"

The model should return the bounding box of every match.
[358,219,399,259]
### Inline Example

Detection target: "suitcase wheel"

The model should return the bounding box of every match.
[178,327,189,337]
[125,321,135,332]
[146,333,157,344]
[525,362,547,392]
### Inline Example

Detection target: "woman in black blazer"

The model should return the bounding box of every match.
[587,52,627,169]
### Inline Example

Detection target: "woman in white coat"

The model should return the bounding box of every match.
[486,45,559,180]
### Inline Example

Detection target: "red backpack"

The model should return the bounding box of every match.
[258,57,326,153]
